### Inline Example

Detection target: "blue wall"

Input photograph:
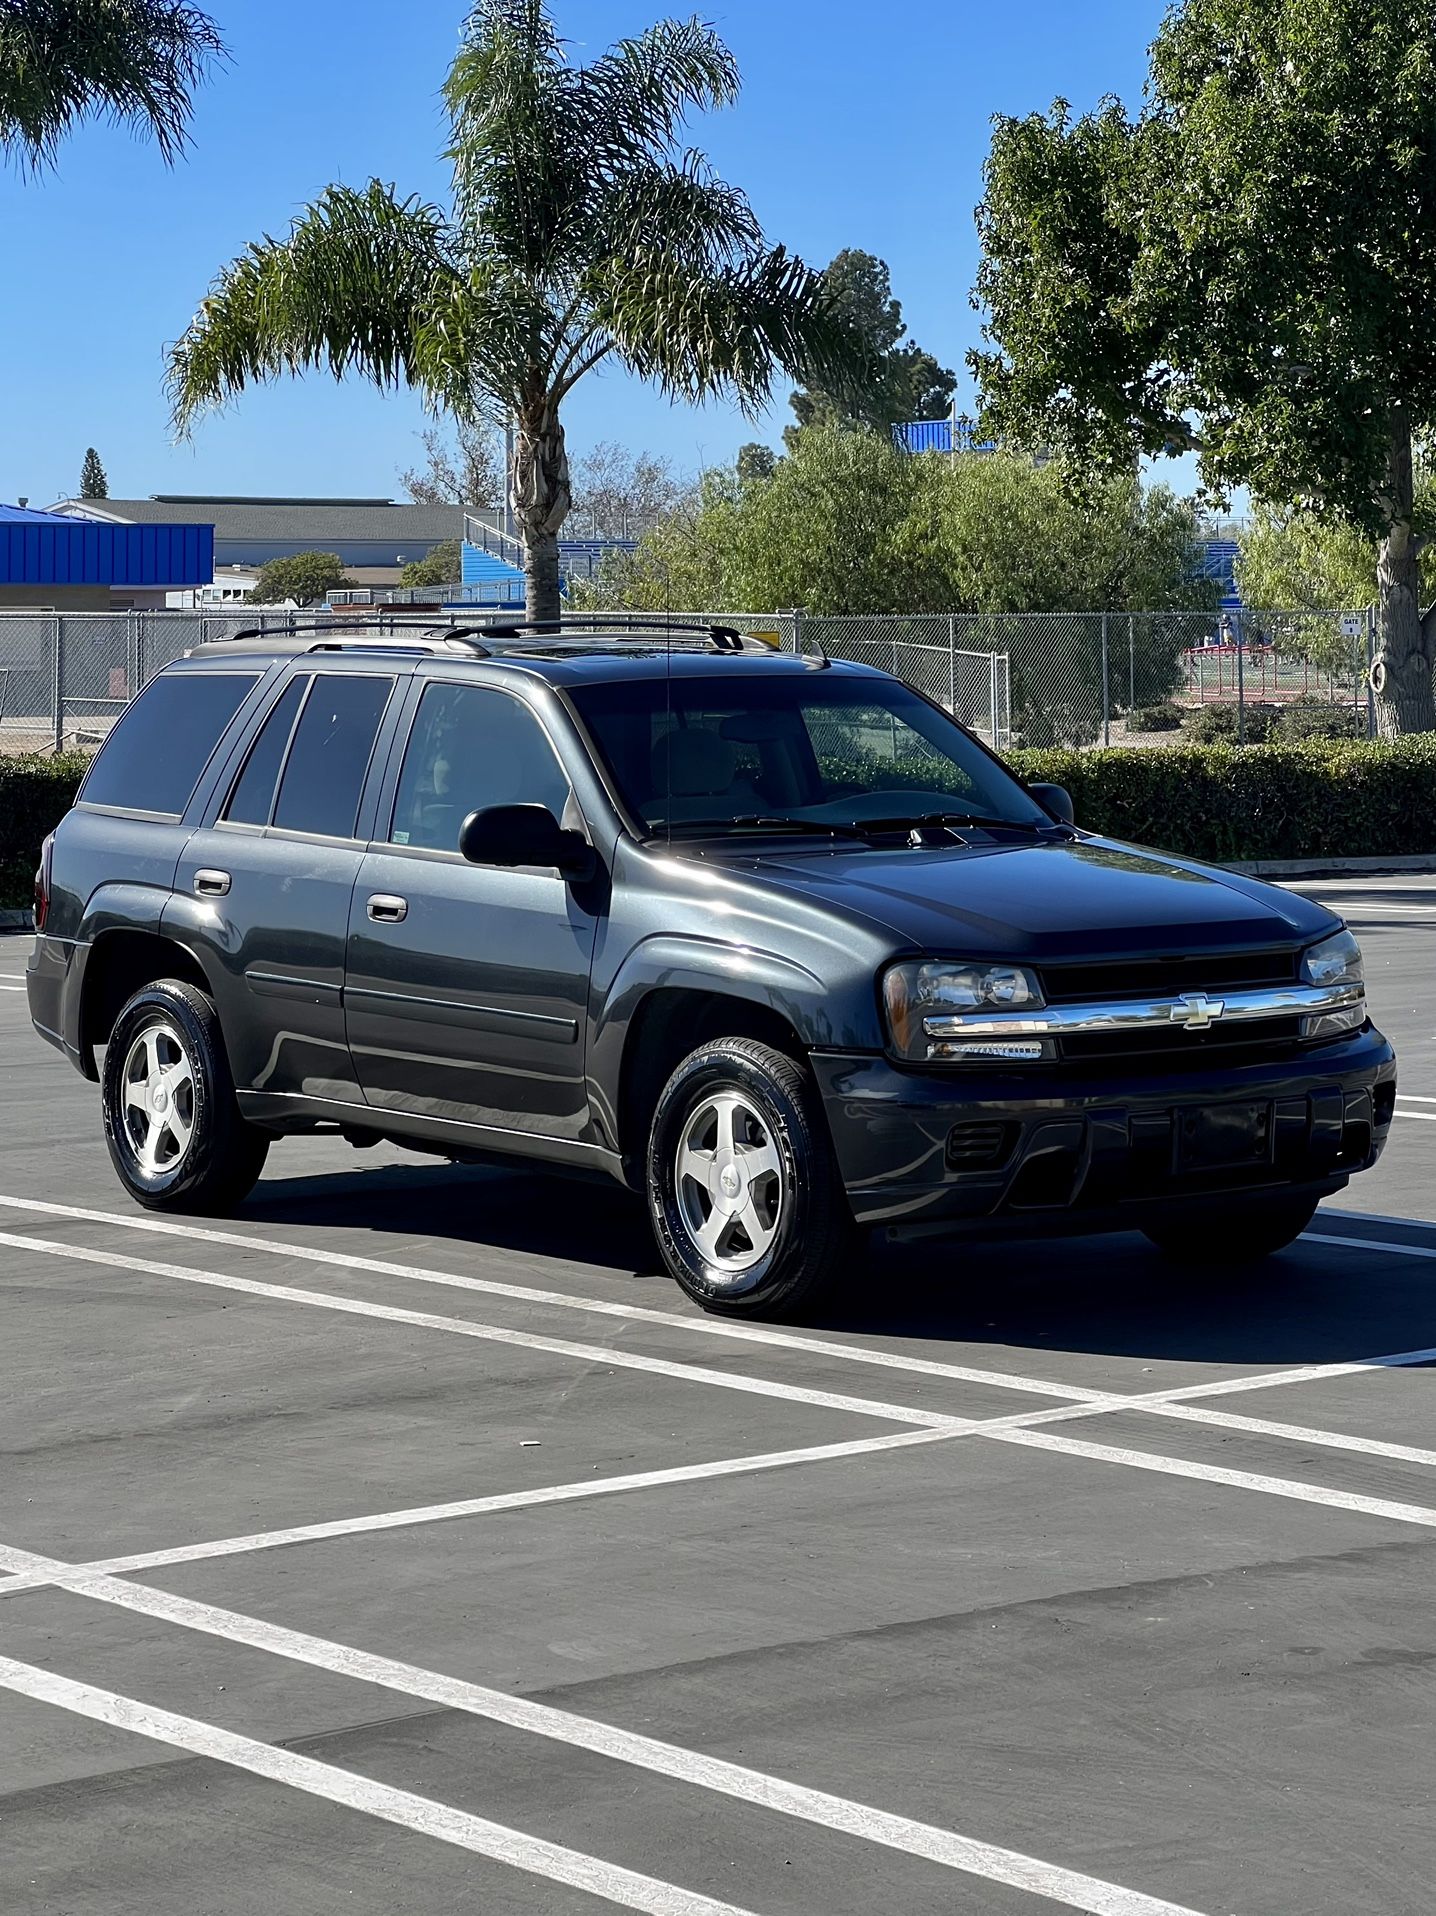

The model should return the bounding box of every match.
[0,508,212,586]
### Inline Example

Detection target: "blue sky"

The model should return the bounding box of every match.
[0,0,1168,508]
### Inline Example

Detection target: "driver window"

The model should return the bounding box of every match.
[390,682,572,853]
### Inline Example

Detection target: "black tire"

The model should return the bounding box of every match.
[1142,1193,1320,1265]
[647,1036,855,1317]
[102,979,269,1213]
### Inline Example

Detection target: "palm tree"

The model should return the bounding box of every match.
[0,0,225,171]
[167,2,854,619]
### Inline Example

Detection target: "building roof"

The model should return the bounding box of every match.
[2,502,212,587]
[53,496,486,544]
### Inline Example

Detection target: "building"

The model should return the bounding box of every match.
[53,495,501,590]
[0,501,213,610]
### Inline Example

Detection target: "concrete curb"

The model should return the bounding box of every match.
[1223,854,1436,880]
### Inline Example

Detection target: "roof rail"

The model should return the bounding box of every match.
[221,614,492,647]
[478,614,759,652]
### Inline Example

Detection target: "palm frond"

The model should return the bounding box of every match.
[167,183,464,430]
[0,0,226,170]
[590,244,857,411]
[569,17,740,168]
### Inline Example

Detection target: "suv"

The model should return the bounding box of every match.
[28,617,1395,1317]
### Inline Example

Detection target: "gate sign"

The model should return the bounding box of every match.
[1339,613,1365,640]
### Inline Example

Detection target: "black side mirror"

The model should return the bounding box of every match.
[458,804,592,876]
[1029,782,1075,827]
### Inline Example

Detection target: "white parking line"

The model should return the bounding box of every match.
[0,1229,976,1433]
[0,1546,1212,1916]
[1395,1110,1436,1123]
[1395,1094,1436,1104]
[0,984,24,992]
[0,1654,769,1916]
[1306,1233,1436,1260]
[7,1225,1436,1548]
[0,1428,956,1591]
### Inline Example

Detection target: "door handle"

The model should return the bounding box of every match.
[193,869,231,897]
[367,893,408,923]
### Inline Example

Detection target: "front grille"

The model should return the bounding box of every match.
[1040,949,1299,1004]
[1059,1016,1303,1071]
[946,1120,1017,1170]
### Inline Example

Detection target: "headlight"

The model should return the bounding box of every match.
[1302,928,1363,989]
[883,960,1049,1063]
[1300,928,1365,1038]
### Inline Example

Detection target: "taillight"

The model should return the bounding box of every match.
[33,832,53,933]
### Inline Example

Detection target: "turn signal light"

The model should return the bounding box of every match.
[33,833,54,933]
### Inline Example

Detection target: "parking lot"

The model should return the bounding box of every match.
[0,874,1432,1916]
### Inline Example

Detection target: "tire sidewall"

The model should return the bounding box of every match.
[648,1047,812,1308]
[102,984,224,1202]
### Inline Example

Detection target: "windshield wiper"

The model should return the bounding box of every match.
[664,816,870,838]
[852,812,1060,836]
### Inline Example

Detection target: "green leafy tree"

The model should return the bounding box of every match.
[78,446,108,498]
[399,539,464,588]
[736,441,776,485]
[970,0,1436,735]
[787,250,955,446]
[248,552,352,606]
[399,423,502,507]
[0,0,225,171]
[167,2,851,622]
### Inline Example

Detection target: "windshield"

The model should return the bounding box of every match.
[568,671,1051,836]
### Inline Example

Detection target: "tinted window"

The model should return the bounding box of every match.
[391,683,571,853]
[224,676,307,826]
[569,672,1046,833]
[272,675,394,839]
[81,672,258,816]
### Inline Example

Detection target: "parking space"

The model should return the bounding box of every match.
[2,876,1434,1916]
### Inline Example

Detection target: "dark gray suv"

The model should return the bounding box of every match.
[27,618,1394,1316]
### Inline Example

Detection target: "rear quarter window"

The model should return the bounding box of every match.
[80,672,260,816]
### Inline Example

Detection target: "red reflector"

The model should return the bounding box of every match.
[33,833,53,933]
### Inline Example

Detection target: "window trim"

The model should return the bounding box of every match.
[215,669,398,846]
[220,672,312,830]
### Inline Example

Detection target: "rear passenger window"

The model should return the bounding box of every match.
[80,672,258,816]
[272,675,395,839]
[224,676,307,826]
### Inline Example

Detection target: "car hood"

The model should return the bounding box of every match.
[707,835,1338,962]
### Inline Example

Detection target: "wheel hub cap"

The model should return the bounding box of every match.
[119,1019,196,1178]
[675,1089,786,1285]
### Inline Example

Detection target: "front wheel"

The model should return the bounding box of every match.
[1143,1193,1320,1265]
[102,980,269,1213]
[647,1037,855,1318]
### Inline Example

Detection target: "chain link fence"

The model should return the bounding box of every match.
[0,605,1376,757]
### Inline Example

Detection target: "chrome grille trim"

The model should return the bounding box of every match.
[921,981,1364,1041]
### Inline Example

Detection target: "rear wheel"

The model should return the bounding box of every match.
[1142,1193,1320,1265]
[647,1036,855,1318]
[102,980,269,1212]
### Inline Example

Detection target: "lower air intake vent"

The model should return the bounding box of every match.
[946,1121,1017,1171]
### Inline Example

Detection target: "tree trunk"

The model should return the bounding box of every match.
[513,400,571,624]
[1371,407,1435,736]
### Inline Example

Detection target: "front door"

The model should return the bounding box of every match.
[344,679,601,1141]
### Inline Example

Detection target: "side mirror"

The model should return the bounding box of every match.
[1029,782,1075,827]
[458,804,592,876]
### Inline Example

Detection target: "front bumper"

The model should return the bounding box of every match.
[812,1024,1396,1231]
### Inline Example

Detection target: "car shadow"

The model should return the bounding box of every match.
[239,1156,1436,1371]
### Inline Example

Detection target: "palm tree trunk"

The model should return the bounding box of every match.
[513,400,571,623]
[1372,407,1435,736]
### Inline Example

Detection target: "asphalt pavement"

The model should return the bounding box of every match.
[0,876,1433,1916]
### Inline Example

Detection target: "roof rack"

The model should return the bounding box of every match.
[221,614,493,651]
[477,615,762,653]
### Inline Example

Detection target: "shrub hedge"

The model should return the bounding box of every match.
[2,738,1435,911]
[0,754,91,910]
[1011,735,1436,863]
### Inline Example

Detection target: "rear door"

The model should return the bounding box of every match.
[344,676,601,1142]
[171,666,400,1100]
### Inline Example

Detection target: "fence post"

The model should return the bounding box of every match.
[948,616,956,712]
[1366,606,1378,738]
[50,615,64,753]
[1236,624,1246,745]
[790,607,804,657]
[1128,613,1136,709]
[989,651,1000,745]
[1100,612,1110,746]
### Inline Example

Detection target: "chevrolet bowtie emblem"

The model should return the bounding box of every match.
[1170,992,1226,1030]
